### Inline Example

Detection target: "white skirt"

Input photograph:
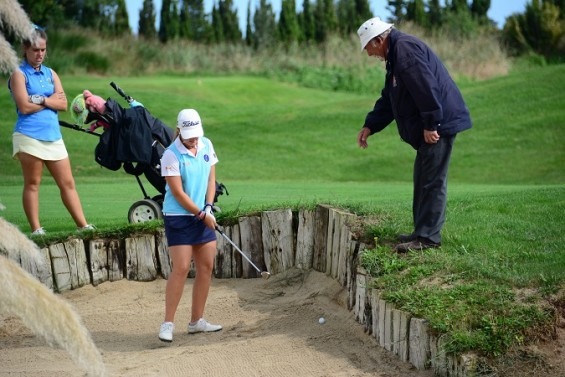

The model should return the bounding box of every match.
[12,132,68,161]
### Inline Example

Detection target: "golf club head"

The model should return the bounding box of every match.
[261,271,271,280]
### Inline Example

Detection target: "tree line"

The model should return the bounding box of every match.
[10,0,565,60]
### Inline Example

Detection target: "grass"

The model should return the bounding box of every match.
[42,25,510,81]
[361,184,564,356]
[0,64,564,363]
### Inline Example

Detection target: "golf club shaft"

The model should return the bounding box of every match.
[216,228,262,274]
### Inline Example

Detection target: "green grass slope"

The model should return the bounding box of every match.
[1,65,563,185]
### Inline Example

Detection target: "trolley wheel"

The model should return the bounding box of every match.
[128,199,162,223]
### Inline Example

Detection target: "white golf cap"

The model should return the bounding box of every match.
[357,17,394,51]
[177,109,204,139]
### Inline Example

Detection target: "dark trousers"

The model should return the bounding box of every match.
[412,135,456,244]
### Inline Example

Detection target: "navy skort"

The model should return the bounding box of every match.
[163,215,216,247]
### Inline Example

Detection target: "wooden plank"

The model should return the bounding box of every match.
[378,297,387,348]
[89,239,109,286]
[430,335,448,376]
[394,309,410,362]
[125,235,158,281]
[215,224,232,279]
[261,209,293,275]
[16,247,41,279]
[31,247,53,290]
[371,290,381,344]
[229,224,242,278]
[392,309,401,355]
[325,208,336,276]
[107,239,123,281]
[156,229,171,279]
[312,204,330,272]
[64,238,90,289]
[347,241,363,310]
[296,209,314,270]
[18,246,54,290]
[409,318,431,370]
[330,210,348,279]
[384,302,394,352]
[239,217,262,278]
[337,219,353,286]
[49,243,71,292]
[364,287,373,335]
[354,267,366,324]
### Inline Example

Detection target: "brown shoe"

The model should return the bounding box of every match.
[397,233,417,243]
[395,238,441,253]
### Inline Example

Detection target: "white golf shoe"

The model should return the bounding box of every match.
[31,227,46,236]
[188,318,222,334]
[158,321,174,342]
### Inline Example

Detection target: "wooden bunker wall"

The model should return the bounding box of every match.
[22,205,477,377]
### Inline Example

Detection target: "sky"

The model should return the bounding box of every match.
[124,0,529,35]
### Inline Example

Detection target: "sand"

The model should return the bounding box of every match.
[0,268,434,377]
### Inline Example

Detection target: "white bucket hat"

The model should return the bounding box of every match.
[357,17,394,51]
[177,109,204,139]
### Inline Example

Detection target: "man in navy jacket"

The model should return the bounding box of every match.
[356,17,472,252]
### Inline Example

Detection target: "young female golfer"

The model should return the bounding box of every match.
[158,109,221,342]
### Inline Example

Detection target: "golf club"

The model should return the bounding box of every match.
[110,81,134,104]
[215,226,270,280]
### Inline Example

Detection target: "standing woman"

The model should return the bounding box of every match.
[8,26,94,236]
[158,109,222,343]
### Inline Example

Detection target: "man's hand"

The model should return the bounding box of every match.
[357,127,371,149]
[424,129,440,144]
[83,90,107,114]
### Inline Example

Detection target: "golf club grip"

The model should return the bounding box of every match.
[110,82,131,102]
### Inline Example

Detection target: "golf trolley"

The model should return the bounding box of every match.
[60,82,228,223]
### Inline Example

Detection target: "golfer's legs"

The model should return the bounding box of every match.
[413,136,455,244]
[191,241,217,322]
[45,158,88,227]
[165,245,193,322]
[19,152,44,231]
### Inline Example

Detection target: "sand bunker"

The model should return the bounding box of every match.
[0,268,434,377]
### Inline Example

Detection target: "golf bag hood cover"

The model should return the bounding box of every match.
[70,94,88,125]
[357,17,394,51]
[177,109,204,139]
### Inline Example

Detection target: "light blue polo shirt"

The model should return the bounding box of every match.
[10,61,61,141]
[161,137,218,215]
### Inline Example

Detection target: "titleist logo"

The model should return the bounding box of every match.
[181,120,200,127]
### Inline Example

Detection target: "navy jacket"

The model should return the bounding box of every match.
[364,29,472,150]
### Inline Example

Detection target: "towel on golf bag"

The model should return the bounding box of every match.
[94,98,173,171]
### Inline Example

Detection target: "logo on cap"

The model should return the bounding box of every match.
[181,120,200,128]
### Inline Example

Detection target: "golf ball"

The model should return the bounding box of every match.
[318,317,326,324]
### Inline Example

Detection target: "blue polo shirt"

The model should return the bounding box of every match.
[161,137,218,215]
[10,61,61,141]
